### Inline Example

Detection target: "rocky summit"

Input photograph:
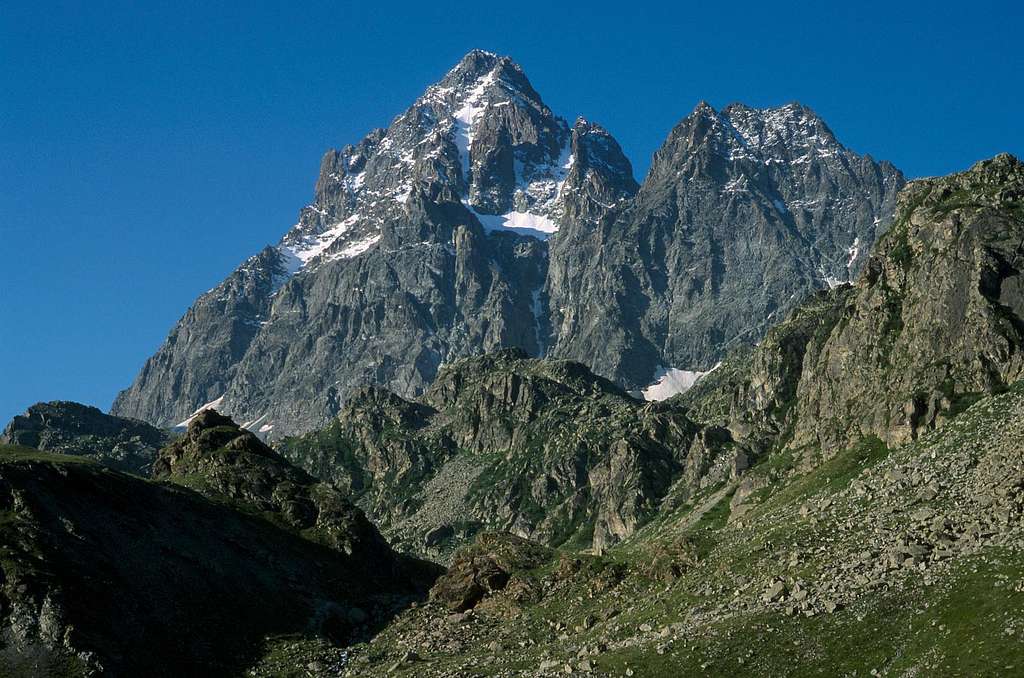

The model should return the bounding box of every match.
[110,50,903,438]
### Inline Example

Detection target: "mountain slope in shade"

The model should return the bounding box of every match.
[111,51,902,437]
[0,412,439,676]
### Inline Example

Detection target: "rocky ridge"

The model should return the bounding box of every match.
[683,153,1024,458]
[0,401,170,474]
[547,101,903,387]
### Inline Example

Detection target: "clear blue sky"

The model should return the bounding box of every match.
[2,0,1021,426]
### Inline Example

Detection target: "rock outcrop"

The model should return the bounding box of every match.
[0,401,170,474]
[429,532,554,612]
[792,153,1024,451]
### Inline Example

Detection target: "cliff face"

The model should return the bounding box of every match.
[791,153,1024,451]
[110,51,637,437]
[547,102,904,388]
[684,154,1024,457]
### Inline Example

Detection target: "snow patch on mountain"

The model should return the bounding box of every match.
[470,206,559,238]
[279,215,358,272]
[452,70,497,182]
[819,265,846,290]
[641,365,719,401]
[332,234,382,259]
[445,63,577,237]
[724,176,749,194]
[240,413,268,431]
[174,395,226,429]
[846,236,861,274]
[277,213,383,277]
[718,103,846,168]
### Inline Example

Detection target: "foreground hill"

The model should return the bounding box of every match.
[0,414,439,676]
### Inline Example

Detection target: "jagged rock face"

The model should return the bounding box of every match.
[152,409,433,567]
[0,446,438,676]
[547,102,904,387]
[0,401,170,474]
[112,51,901,437]
[680,287,855,455]
[277,349,720,558]
[791,153,1024,451]
[685,154,1024,457]
[109,246,288,430]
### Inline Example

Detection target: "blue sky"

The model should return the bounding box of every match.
[2,0,1021,426]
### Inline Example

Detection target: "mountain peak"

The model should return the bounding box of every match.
[113,68,902,442]
[437,50,532,97]
[721,102,842,158]
[653,100,849,174]
[449,49,501,76]
[970,151,1022,176]
[691,100,718,116]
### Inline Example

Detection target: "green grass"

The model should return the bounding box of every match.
[583,550,1022,676]
[683,488,734,559]
[769,435,889,506]
[0,444,98,465]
